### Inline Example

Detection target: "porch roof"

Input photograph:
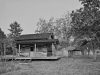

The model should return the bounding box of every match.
[16,39,59,44]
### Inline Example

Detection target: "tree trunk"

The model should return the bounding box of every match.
[81,50,84,56]
[87,50,90,56]
[91,41,96,61]
[93,50,96,61]
[68,51,71,57]
[0,51,3,62]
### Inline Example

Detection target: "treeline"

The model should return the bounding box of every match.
[0,21,23,55]
[35,0,100,60]
[35,12,72,47]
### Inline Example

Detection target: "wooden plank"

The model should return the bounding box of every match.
[32,56,61,59]
[15,56,61,60]
[15,57,32,60]
[2,55,61,60]
[2,55,16,59]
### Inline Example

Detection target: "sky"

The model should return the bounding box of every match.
[0,0,82,35]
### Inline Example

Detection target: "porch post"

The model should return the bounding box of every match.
[3,43,5,56]
[34,44,37,57]
[52,43,54,56]
[55,44,57,56]
[18,44,20,56]
[29,47,30,57]
[4,43,6,61]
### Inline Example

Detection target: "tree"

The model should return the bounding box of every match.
[35,12,72,47]
[70,0,100,60]
[54,12,72,47]
[0,28,6,49]
[0,28,6,60]
[0,28,6,39]
[8,21,23,56]
[55,12,72,40]
[35,17,55,33]
[8,21,23,38]
[0,28,6,53]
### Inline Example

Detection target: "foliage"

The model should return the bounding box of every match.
[5,35,15,55]
[8,21,23,38]
[70,0,100,45]
[0,28,6,39]
[35,17,55,33]
[8,21,23,55]
[0,28,6,55]
[35,12,72,47]
[69,0,100,59]
[54,12,72,40]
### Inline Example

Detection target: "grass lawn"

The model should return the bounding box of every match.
[1,56,100,75]
[0,61,21,74]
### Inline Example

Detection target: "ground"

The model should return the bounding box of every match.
[0,56,100,75]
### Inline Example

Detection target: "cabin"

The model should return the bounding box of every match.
[15,33,60,60]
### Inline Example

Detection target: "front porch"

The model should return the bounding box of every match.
[16,41,57,58]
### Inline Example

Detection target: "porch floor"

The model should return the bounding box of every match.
[15,56,61,60]
[1,55,61,60]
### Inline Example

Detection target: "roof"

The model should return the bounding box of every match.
[66,46,76,51]
[16,33,53,41]
[67,46,81,51]
[16,39,59,44]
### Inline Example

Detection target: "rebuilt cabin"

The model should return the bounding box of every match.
[15,33,60,59]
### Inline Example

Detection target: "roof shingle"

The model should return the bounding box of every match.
[16,33,53,40]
